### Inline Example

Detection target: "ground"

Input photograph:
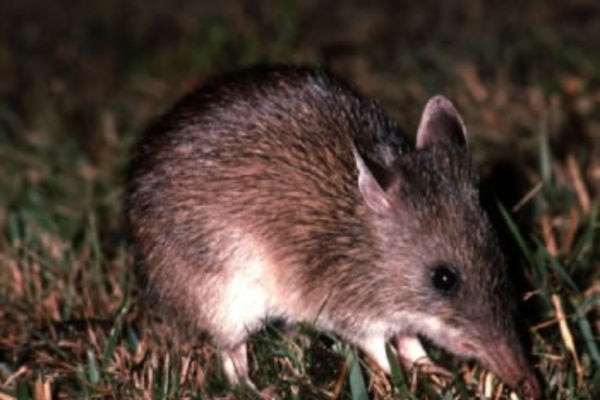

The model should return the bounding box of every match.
[0,1,599,399]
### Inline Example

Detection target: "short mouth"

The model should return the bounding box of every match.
[455,340,478,355]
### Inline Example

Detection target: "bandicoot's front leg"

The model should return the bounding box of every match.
[395,335,452,377]
[222,342,257,389]
[358,334,451,377]
[357,335,392,374]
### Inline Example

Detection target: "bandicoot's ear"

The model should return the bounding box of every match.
[352,144,400,215]
[416,95,467,150]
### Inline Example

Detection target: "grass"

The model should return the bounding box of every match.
[1,0,599,399]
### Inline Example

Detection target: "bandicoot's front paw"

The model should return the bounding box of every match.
[411,358,453,379]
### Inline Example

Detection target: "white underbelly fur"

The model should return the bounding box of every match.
[211,232,286,342]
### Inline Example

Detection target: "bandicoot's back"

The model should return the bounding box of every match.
[126,66,541,399]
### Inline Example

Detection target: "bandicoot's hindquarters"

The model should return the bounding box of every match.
[126,66,542,399]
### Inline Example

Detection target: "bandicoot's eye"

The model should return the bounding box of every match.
[431,264,459,295]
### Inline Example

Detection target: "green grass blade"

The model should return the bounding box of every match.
[575,311,600,368]
[385,343,416,399]
[538,119,553,185]
[15,380,33,400]
[345,347,368,400]
[453,374,473,399]
[86,349,100,386]
[102,296,131,370]
[126,324,140,352]
[498,203,537,268]
[31,331,71,360]
[532,237,580,292]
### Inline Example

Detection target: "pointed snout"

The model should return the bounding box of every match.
[479,341,543,400]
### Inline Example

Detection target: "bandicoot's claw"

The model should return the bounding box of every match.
[412,358,453,379]
[258,385,278,400]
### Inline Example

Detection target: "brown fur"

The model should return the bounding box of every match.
[126,65,541,399]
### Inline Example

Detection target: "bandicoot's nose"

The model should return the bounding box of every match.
[482,341,542,400]
[516,374,543,400]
